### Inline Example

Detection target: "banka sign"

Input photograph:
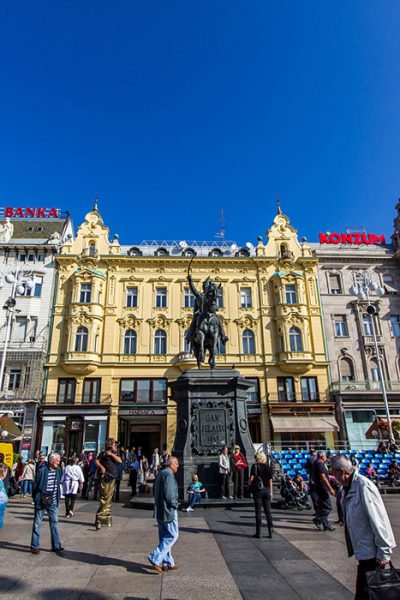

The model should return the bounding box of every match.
[0,207,61,219]
[319,232,386,246]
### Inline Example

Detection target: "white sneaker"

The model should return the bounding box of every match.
[229,496,234,499]
[187,507,194,512]
[69,511,74,517]
[222,496,227,500]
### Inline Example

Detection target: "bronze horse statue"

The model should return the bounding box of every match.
[185,261,228,369]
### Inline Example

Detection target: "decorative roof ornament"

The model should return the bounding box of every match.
[277,193,282,215]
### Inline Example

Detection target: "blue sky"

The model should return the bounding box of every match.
[0,2,399,245]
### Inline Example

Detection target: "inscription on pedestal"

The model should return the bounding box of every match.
[199,409,227,448]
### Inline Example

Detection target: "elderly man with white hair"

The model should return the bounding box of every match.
[330,454,396,600]
[30,452,64,555]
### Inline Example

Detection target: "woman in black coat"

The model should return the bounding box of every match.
[249,451,273,539]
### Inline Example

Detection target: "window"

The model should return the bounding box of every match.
[277,377,295,401]
[8,369,21,391]
[154,329,167,354]
[240,287,252,308]
[285,284,297,304]
[301,377,319,401]
[184,287,195,308]
[75,326,88,352]
[37,254,45,262]
[18,253,26,262]
[289,327,303,352]
[390,315,400,337]
[329,274,342,294]
[155,287,167,308]
[13,317,27,342]
[82,378,101,403]
[80,283,92,303]
[363,315,374,336]
[57,378,76,403]
[245,378,260,405]
[340,358,355,382]
[216,339,226,355]
[126,287,138,308]
[124,329,137,354]
[155,247,169,256]
[334,316,348,337]
[370,360,379,382]
[88,243,96,257]
[217,288,223,308]
[119,378,167,403]
[242,329,255,354]
[25,275,43,297]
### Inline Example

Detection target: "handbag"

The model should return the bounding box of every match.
[250,464,265,494]
[366,562,400,600]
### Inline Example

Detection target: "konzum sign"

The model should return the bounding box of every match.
[319,233,386,245]
[2,207,60,218]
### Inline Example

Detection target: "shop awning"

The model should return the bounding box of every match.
[270,415,340,433]
[0,415,22,440]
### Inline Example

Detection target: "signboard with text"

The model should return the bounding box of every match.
[0,207,66,219]
[319,232,386,246]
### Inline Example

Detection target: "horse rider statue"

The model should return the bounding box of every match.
[185,270,228,368]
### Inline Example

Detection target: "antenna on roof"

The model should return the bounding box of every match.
[215,209,225,241]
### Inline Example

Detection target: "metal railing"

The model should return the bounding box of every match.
[330,380,400,393]
[43,394,112,405]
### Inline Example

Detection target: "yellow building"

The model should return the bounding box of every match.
[40,204,336,456]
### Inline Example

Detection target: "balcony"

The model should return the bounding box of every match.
[330,380,400,394]
[171,351,197,372]
[363,335,383,346]
[43,394,112,406]
[277,351,314,374]
[61,352,101,376]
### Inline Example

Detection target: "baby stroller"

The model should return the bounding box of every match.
[279,474,311,511]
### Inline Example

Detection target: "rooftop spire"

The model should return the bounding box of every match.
[276,193,282,215]
[93,192,99,212]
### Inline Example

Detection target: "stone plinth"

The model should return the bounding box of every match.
[171,368,255,498]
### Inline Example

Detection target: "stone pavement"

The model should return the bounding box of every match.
[0,492,399,600]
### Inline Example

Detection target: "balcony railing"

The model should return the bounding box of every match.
[43,394,112,405]
[363,335,383,345]
[330,380,400,393]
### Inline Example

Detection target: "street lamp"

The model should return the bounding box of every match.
[0,266,35,394]
[349,271,395,444]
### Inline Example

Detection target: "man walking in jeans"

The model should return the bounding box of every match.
[311,450,336,531]
[147,456,180,572]
[31,452,63,554]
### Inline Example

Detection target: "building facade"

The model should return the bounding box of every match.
[0,211,72,457]
[40,204,334,457]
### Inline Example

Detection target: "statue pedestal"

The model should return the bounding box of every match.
[171,368,255,499]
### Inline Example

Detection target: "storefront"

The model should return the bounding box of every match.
[118,407,167,456]
[269,404,339,449]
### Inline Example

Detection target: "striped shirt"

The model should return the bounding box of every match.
[46,470,58,503]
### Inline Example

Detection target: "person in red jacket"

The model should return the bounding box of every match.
[231,445,248,499]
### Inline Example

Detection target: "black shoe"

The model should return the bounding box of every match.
[31,548,40,555]
[52,546,65,553]
[252,533,261,539]
[312,517,322,531]
[268,527,273,538]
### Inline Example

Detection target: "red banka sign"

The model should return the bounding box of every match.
[319,232,386,246]
[2,207,60,218]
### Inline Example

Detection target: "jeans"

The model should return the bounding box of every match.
[23,480,33,496]
[148,517,179,568]
[253,490,273,535]
[233,468,244,498]
[187,492,201,508]
[31,503,61,550]
[220,473,230,498]
[315,489,332,529]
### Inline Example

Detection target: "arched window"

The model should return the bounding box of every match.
[155,247,169,256]
[75,326,88,352]
[340,358,354,382]
[128,247,142,256]
[89,242,96,257]
[209,248,223,257]
[242,329,255,355]
[289,327,303,352]
[154,329,167,355]
[124,329,137,355]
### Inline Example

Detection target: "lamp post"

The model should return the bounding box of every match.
[0,266,35,394]
[349,271,395,444]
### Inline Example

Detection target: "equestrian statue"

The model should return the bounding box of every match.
[185,260,228,369]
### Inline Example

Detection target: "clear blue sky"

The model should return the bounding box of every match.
[1,2,399,245]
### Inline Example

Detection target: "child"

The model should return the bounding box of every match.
[183,474,205,512]
[0,463,9,528]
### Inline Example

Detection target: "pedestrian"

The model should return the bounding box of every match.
[304,448,318,512]
[219,446,232,499]
[183,474,205,512]
[231,445,248,499]
[62,457,84,518]
[160,449,170,469]
[30,452,64,554]
[311,450,336,531]
[113,460,124,502]
[249,451,273,539]
[14,456,24,493]
[330,454,396,600]
[94,438,122,530]
[151,448,160,474]
[0,453,11,493]
[128,454,140,500]
[21,459,36,497]
[147,456,180,572]
[36,452,47,470]
[0,463,9,528]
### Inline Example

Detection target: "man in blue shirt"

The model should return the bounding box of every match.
[148,456,180,572]
[31,452,63,554]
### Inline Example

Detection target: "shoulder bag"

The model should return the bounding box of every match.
[251,464,265,494]
[41,471,57,509]
[366,562,400,600]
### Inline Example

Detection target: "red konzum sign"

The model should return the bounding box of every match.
[319,233,386,245]
[2,207,60,218]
